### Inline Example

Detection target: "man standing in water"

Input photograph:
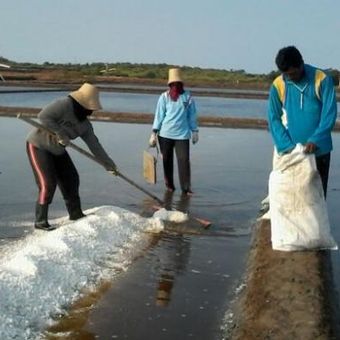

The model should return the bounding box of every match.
[267,46,337,197]
[26,83,117,230]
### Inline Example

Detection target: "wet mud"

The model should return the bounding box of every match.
[1,106,340,131]
[229,219,340,340]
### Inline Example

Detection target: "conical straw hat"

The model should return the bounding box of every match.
[167,68,183,85]
[69,83,102,110]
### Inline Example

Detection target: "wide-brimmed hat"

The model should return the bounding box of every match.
[167,68,183,85]
[69,83,102,110]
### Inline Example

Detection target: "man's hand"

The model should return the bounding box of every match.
[149,132,157,147]
[57,134,70,146]
[108,166,119,176]
[304,142,317,154]
[192,131,199,144]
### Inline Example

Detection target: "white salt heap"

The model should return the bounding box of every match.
[152,208,189,223]
[0,206,164,339]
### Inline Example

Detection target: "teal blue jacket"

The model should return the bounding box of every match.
[152,90,198,139]
[267,64,337,156]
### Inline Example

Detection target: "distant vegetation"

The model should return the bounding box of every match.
[0,56,338,89]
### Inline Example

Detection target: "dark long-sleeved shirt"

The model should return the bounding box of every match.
[27,97,115,169]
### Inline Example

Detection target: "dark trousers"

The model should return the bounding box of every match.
[316,153,330,198]
[26,142,80,205]
[158,136,191,192]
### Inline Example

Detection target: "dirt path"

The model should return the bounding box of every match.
[229,219,340,340]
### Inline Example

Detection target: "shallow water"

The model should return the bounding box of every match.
[0,86,338,119]
[77,234,247,340]
[0,86,269,118]
[0,117,271,228]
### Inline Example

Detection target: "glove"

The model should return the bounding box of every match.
[107,165,119,176]
[149,132,157,147]
[57,134,70,146]
[192,131,199,145]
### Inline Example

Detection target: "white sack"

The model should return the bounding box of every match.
[269,144,337,251]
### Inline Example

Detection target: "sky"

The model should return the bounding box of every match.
[1,0,340,74]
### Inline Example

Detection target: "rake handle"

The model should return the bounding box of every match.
[17,114,164,205]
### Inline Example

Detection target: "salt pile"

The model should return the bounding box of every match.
[152,208,189,223]
[0,206,164,339]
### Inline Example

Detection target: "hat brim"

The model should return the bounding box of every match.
[69,91,102,111]
[167,79,183,85]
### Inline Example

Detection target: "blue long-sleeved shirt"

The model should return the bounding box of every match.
[267,64,337,156]
[152,90,198,139]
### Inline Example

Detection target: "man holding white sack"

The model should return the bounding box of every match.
[268,46,337,197]
[267,46,338,251]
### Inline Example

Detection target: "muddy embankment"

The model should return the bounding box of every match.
[0,106,269,130]
[2,106,340,132]
[0,83,271,100]
[0,106,340,131]
[229,219,340,340]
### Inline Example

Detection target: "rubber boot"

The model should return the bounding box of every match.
[65,198,86,221]
[35,203,56,231]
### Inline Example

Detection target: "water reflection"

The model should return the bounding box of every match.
[153,191,192,307]
[154,234,191,308]
[162,190,191,213]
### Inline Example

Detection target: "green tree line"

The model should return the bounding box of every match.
[1,56,338,87]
